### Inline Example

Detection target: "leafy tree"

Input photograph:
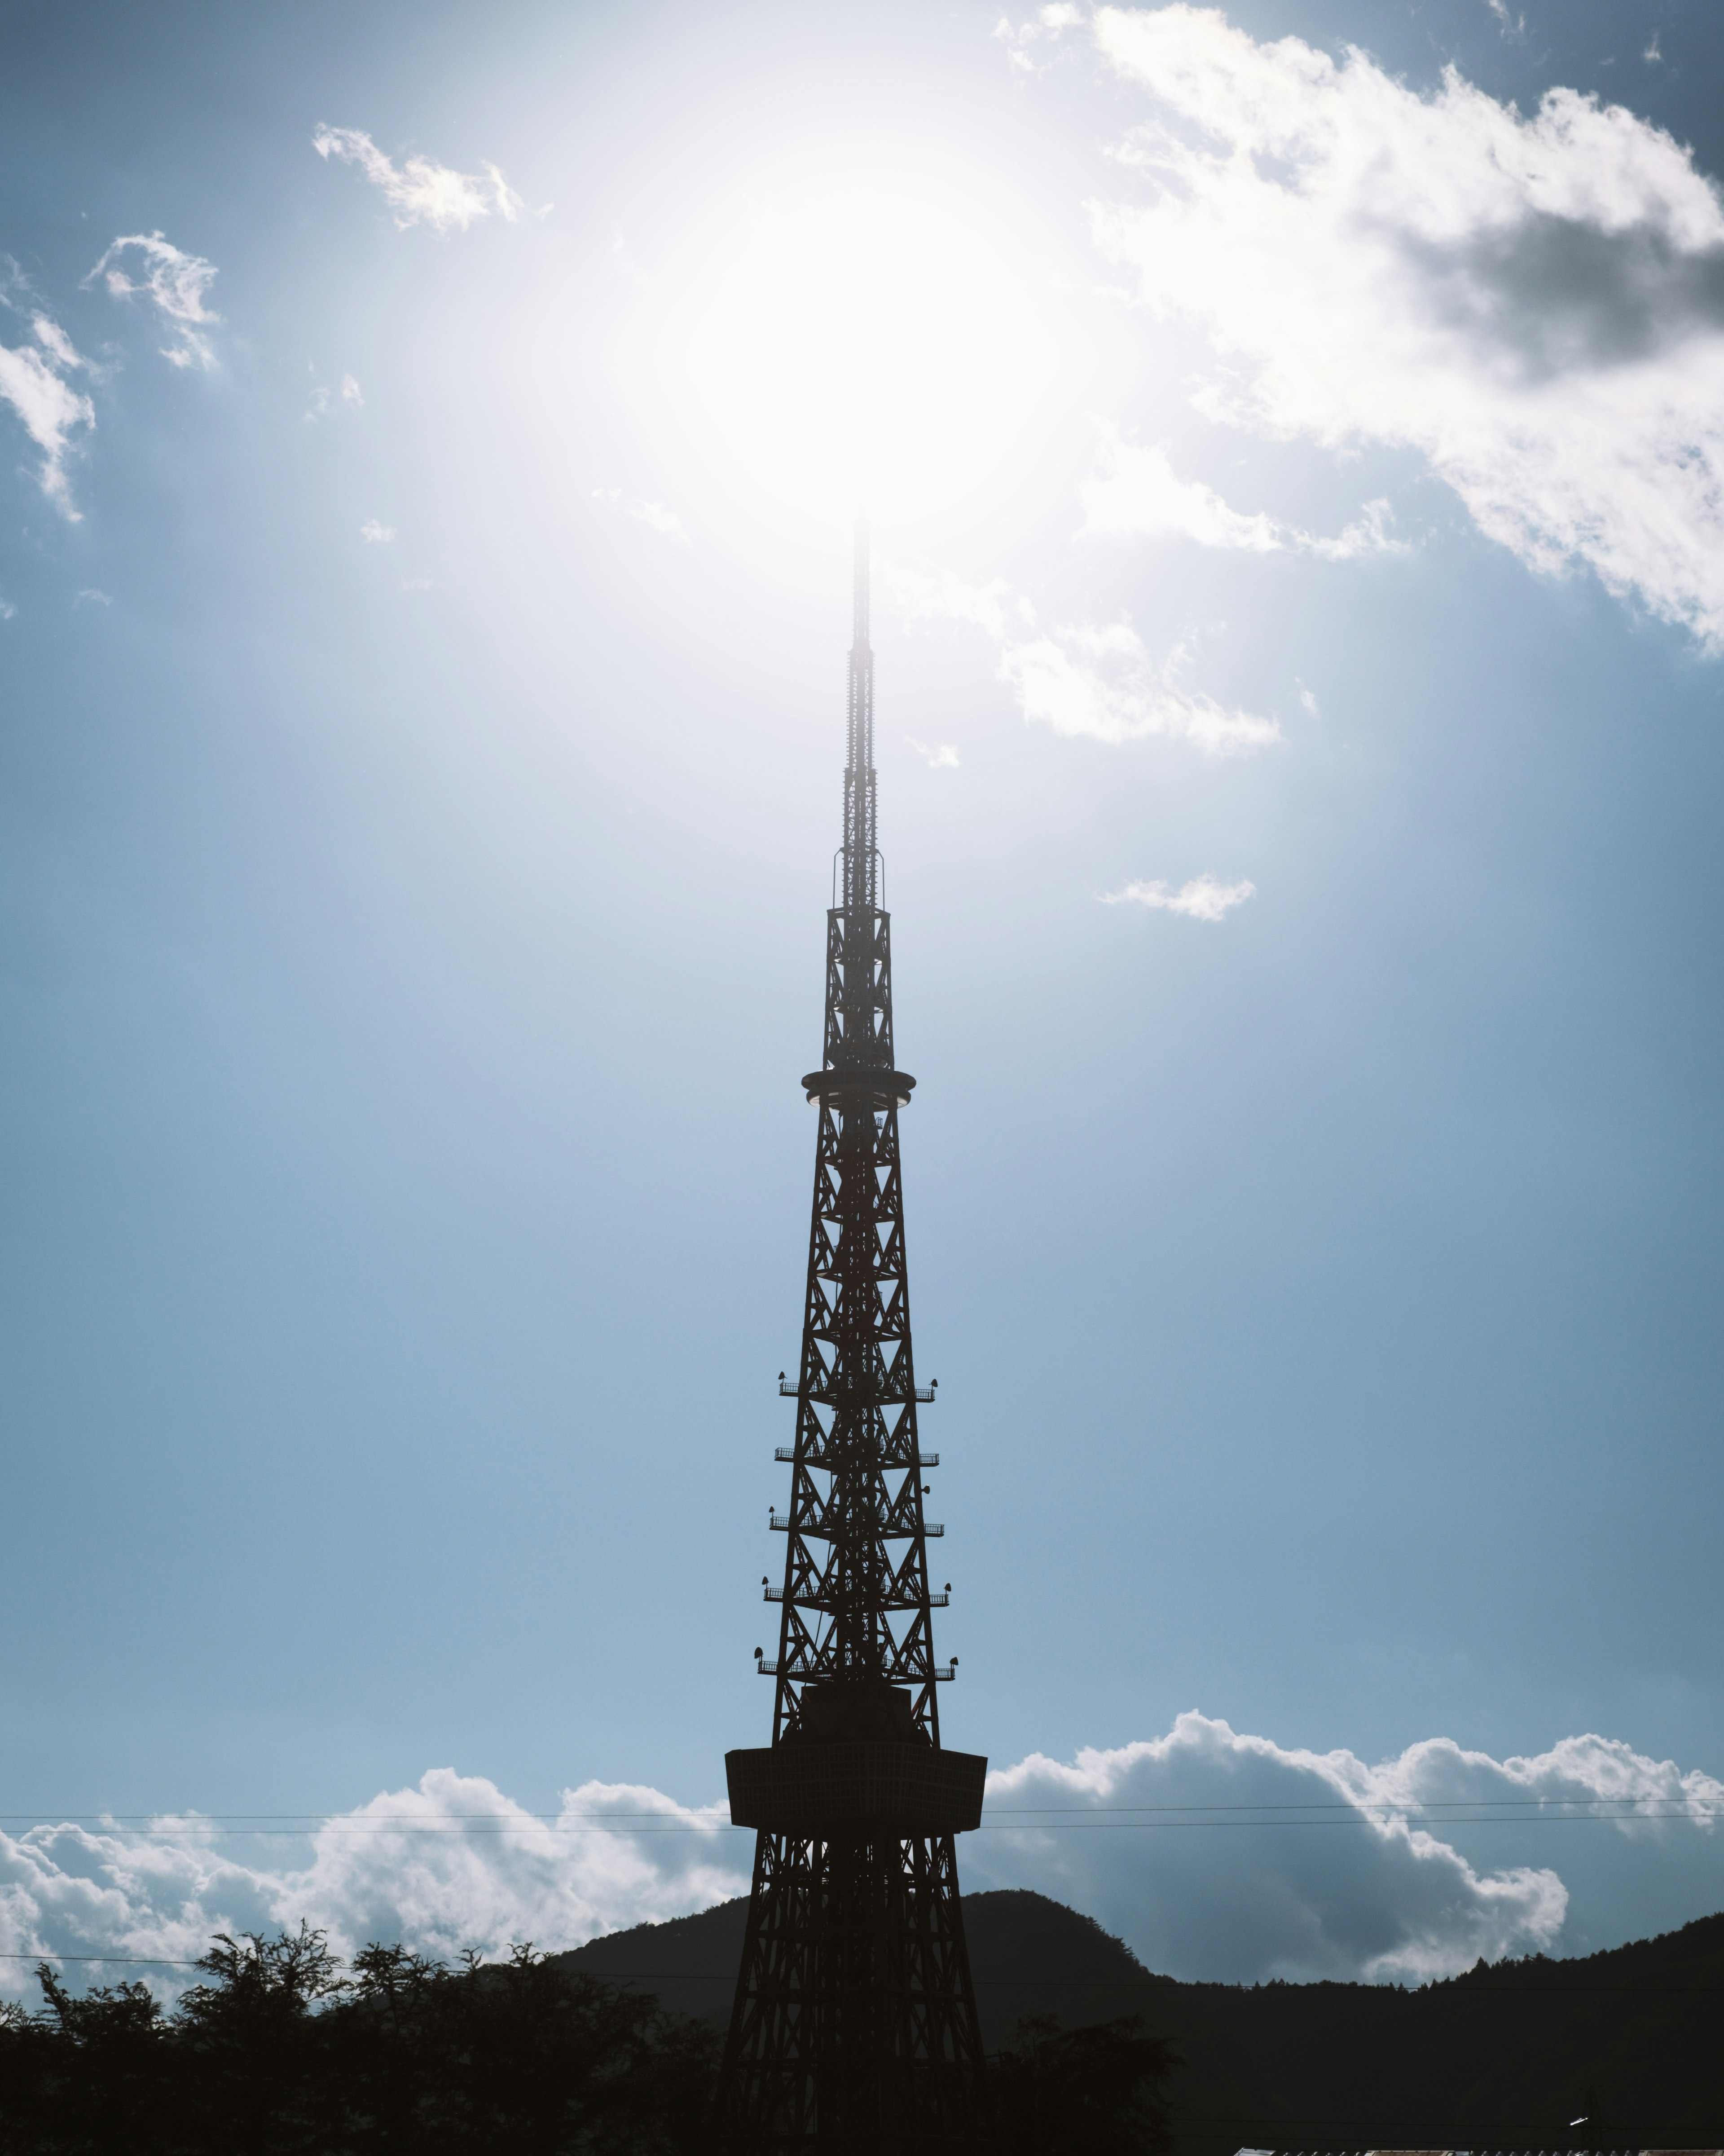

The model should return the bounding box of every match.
[991,2011,1178,2156]
[0,1929,720,2155]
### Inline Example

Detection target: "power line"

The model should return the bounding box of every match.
[0,1953,205,1967]
[0,1815,1715,1840]
[4,1797,1716,1825]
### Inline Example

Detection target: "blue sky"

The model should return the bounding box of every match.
[4,0,1724,1986]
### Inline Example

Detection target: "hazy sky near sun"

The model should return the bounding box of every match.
[5,0,1724,1984]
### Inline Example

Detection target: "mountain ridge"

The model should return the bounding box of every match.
[554,1891,1724,2152]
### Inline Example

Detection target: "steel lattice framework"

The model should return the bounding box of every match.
[716,524,991,2156]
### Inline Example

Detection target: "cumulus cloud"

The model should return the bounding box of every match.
[0,303,95,516]
[85,233,219,370]
[1088,4,1724,644]
[893,562,1279,754]
[968,1713,1724,1982]
[0,1770,745,2004]
[7,1722,1721,2002]
[314,126,524,231]
[1082,427,1403,560]
[591,488,690,544]
[1100,872,1255,918]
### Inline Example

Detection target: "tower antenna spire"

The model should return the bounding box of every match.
[717,523,990,2152]
[842,513,877,925]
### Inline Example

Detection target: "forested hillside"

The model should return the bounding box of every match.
[561,1889,1724,2154]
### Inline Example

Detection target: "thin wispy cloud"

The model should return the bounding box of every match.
[0,597,16,621]
[1484,0,1527,40]
[994,3,1083,74]
[360,519,396,544]
[608,231,650,288]
[1090,4,1724,646]
[591,488,690,544]
[313,126,524,231]
[909,739,961,769]
[1100,873,1255,921]
[0,287,96,517]
[85,232,220,370]
[1082,428,1404,561]
[893,562,1279,755]
[307,372,364,420]
[74,588,112,608]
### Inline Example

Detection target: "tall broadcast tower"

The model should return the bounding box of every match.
[717,523,991,2154]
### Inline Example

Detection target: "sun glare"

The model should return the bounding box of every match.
[677,180,1058,522]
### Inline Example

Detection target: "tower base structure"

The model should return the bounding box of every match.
[717,1824,991,2156]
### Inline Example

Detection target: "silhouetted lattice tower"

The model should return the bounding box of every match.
[717,523,990,2154]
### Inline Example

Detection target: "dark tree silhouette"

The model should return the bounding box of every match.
[992,2012,1177,2156]
[0,1928,719,2155]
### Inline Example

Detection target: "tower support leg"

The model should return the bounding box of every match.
[719,1827,992,2155]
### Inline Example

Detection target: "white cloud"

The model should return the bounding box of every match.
[0,597,15,621]
[85,233,219,370]
[74,588,112,607]
[1004,620,1278,751]
[995,4,1084,74]
[31,316,82,371]
[314,126,524,232]
[1101,872,1255,918]
[1082,428,1407,560]
[360,519,396,543]
[0,1769,744,2004]
[966,1713,1724,1982]
[1305,495,1403,561]
[0,309,95,516]
[894,562,1280,754]
[401,577,433,592]
[3,1724,1720,2003]
[629,499,689,543]
[889,560,1018,639]
[1644,33,1662,65]
[1088,4,1724,645]
[1084,436,1278,551]
[306,373,363,421]
[909,738,962,768]
[591,487,690,544]
[1484,0,1526,40]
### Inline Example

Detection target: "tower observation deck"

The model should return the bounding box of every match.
[716,524,991,2153]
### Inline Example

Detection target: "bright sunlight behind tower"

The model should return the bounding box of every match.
[676,176,1061,518]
